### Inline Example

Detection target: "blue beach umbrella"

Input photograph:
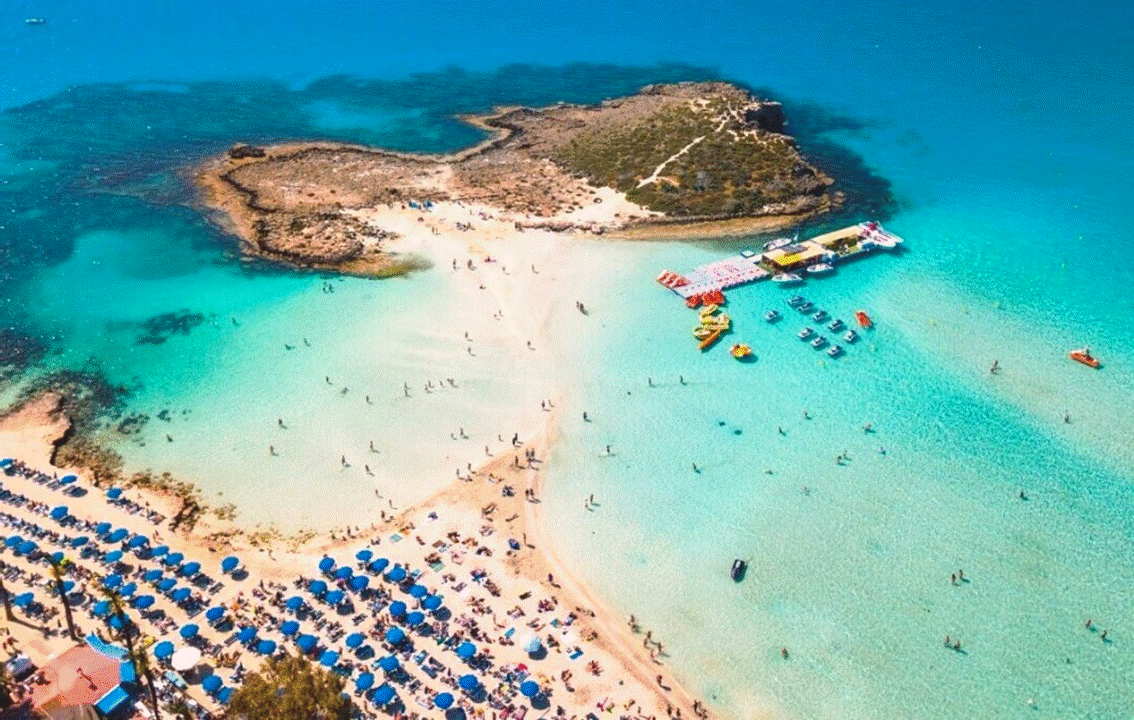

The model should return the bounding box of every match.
[384,627,405,645]
[520,680,539,698]
[423,594,442,610]
[171,587,191,603]
[355,549,372,562]
[308,579,327,595]
[102,574,123,590]
[150,545,169,557]
[256,639,276,655]
[458,674,479,691]
[206,606,226,623]
[296,634,318,653]
[3,536,19,548]
[0,458,11,467]
[345,632,364,649]
[104,550,123,563]
[319,650,339,667]
[163,552,184,566]
[335,566,353,580]
[108,614,129,631]
[119,582,137,598]
[434,692,454,709]
[280,620,299,636]
[408,584,427,599]
[388,601,407,618]
[355,672,374,691]
[179,623,199,639]
[59,474,77,484]
[202,675,222,693]
[368,558,389,574]
[106,488,123,500]
[12,592,33,607]
[143,569,163,582]
[50,506,69,520]
[60,580,75,594]
[372,684,395,705]
[70,536,89,548]
[218,687,234,704]
[349,575,369,591]
[16,540,36,555]
[285,596,304,611]
[221,556,239,573]
[456,641,476,659]
[405,611,425,626]
[158,578,176,592]
[50,551,65,564]
[107,528,128,543]
[92,600,112,617]
[94,523,112,536]
[153,641,174,659]
[318,557,335,573]
[378,655,399,672]
[237,626,257,644]
[127,535,148,549]
[180,561,201,577]
[384,566,406,583]
[324,590,344,605]
[133,595,155,609]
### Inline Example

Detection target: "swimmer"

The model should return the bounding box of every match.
[990,359,1000,374]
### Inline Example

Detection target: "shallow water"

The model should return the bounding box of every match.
[3,1,1134,717]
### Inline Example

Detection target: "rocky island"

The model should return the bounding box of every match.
[195,82,839,276]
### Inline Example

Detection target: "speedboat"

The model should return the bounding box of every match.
[827,318,845,331]
[798,327,814,340]
[25,18,46,25]
[806,262,835,276]
[787,295,806,307]
[797,301,814,313]
[1069,347,1100,369]
[771,273,803,285]
[763,310,781,322]
[855,310,873,328]
[827,345,843,358]
[763,236,794,252]
[812,310,828,322]
[811,335,828,349]
[843,329,858,343]
[731,559,747,582]
[730,343,753,360]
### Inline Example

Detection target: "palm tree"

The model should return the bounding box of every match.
[0,661,15,709]
[102,589,161,720]
[48,557,78,641]
[228,653,351,720]
[0,561,15,621]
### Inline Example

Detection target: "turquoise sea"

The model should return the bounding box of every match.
[2,1,1133,718]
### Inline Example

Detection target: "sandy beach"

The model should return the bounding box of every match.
[0,184,718,720]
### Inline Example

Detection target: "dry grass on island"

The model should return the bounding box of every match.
[193,82,839,277]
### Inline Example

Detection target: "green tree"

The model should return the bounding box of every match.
[0,661,15,709]
[102,590,161,720]
[0,561,15,621]
[48,557,79,641]
[227,654,351,720]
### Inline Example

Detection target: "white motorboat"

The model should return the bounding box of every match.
[827,345,844,357]
[806,262,835,276]
[764,310,781,322]
[843,329,858,343]
[771,273,803,285]
[827,318,845,332]
[798,327,814,340]
[812,310,828,322]
[811,335,828,349]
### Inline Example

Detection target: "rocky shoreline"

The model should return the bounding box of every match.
[193,82,839,276]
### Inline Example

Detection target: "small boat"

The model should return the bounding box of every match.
[797,302,814,313]
[812,310,828,322]
[731,559,747,582]
[763,236,794,252]
[685,294,702,309]
[764,310,781,322]
[699,328,725,351]
[730,343,753,360]
[827,345,843,358]
[771,273,803,285]
[855,310,873,328]
[806,262,835,276]
[787,295,806,307]
[827,318,845,331]
[25,18,46,25]
[1069,347,1100,369]
[811,335,828,349]
[798,327,814,340]
[703,289,726,305]
[843,329,858,343]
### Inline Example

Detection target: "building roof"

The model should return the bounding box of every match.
[764,242,826,268]
[28,645,123,713]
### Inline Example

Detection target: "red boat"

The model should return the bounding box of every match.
[854,310,873,328]
[1069,347,1100,369]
